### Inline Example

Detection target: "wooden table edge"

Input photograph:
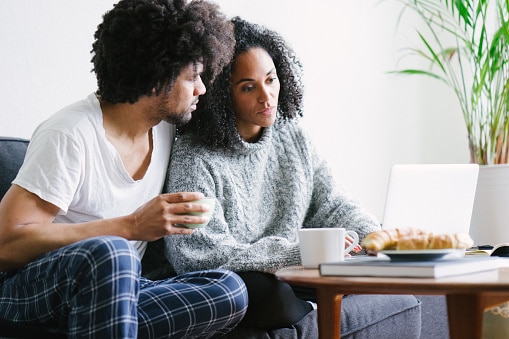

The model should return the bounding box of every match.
[275,266,509,339]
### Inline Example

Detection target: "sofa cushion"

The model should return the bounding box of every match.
[223,294,421,339]
[0,137,29,199]
[341,294,421,338]
[417,295,449,339]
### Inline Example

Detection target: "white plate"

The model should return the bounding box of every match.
[380,249,465,261]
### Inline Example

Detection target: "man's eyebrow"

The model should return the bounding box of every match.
[234,68,276,85]
[192,61,204,74]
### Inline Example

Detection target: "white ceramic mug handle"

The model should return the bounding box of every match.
[344,230,359,253]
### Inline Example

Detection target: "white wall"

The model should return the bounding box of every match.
[0,0,470,220]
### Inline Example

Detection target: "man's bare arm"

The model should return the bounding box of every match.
[0,185,209,271]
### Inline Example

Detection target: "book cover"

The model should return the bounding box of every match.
[319,256,500,278]
[466,243,509,257]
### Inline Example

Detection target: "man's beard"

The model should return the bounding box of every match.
[163,109,192,125]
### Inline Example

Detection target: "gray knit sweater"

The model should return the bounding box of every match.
[164,121,381,274]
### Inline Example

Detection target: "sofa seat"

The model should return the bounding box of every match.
[0,137,450,338]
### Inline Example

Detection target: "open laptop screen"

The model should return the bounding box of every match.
[381,164,479,235]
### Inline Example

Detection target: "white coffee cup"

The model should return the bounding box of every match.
[298,228,359,268]
[181,197,216,229]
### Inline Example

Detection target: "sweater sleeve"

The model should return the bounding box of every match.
[165,139,301,275]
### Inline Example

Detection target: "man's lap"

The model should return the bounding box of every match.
[0,236,248,338]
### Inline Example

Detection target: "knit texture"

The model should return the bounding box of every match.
[164,121,381,274]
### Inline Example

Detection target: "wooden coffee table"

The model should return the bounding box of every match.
[275,265,509,339]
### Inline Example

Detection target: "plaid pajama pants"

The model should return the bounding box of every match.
[0,236,248,338]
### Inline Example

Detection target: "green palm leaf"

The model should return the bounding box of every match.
[392,0,509,164]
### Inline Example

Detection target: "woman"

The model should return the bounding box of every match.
[164,17,421,337]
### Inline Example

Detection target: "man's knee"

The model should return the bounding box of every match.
[68,236,141,278]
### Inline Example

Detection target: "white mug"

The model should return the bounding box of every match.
[298,228,359,268]
[181,197,216,228]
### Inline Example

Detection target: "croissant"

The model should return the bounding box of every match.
[360,228,427,251]
[397,233,473,250]
[361,228,473,251]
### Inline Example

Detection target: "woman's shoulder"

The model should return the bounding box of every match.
[171,132,226,161]
[275,119,305,134]
[275,119,314,146]
[173,132,206,150]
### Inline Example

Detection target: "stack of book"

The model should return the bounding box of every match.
[319,256,500,278]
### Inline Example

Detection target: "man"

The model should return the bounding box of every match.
[0,0,247,337]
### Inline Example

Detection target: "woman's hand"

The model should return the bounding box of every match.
[344,234,362,257]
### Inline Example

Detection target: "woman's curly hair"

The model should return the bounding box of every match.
[92,0,234,104]
[180,16,304,148]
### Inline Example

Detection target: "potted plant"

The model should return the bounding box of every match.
[391,0,509,243]
[391,1,509,333]
[392,0,509,165]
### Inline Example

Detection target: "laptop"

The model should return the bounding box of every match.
[381,164,479,235]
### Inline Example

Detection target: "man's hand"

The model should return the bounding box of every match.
[130,192,212,240]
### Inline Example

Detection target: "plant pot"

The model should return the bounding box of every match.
[483,302,509,339]
[469,164,509,247]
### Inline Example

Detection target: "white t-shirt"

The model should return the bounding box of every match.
[14,93,175,258]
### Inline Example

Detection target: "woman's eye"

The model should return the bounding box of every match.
[241,85,254,92]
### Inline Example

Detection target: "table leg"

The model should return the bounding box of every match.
[446,294,486,339]
[316,287,344,339]
[447,294,509,339]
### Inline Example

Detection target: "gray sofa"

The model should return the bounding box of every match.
[0,137,450,338]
